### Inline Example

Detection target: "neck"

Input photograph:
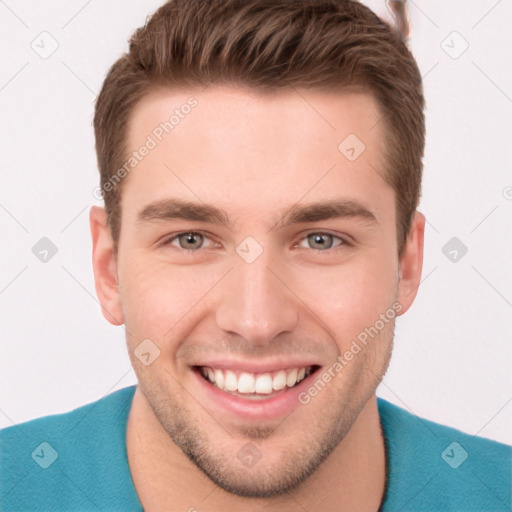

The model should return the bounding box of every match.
[126,387,386,511]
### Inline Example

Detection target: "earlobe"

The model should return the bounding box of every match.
[89,206,125,326]
[396,211,425,315]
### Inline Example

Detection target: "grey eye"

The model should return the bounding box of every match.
[178,232,203,249]
[307,233,335,250]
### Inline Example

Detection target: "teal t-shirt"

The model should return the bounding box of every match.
[1,386,510,511]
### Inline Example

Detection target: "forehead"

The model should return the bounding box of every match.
[127,85,384,153]
[121,85,392,227]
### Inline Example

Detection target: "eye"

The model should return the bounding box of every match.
[163,231,216,251]
[297,232,346,251]
[161,231,347,252]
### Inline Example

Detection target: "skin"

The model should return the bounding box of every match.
[90,85,425,511]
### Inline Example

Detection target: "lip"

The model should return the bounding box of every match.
[190,359,320,374]
[191,365,320,421]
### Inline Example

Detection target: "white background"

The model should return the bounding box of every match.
[1,1,511,444]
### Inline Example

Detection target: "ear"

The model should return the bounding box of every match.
[89,206,124,326]
[396,211,425,315]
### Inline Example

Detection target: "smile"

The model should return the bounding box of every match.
[191,362,321,418]
[199,366,314,398]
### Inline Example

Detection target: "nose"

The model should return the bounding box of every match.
[215,251,298,347]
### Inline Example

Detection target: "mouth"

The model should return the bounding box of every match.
[196,365,318,399]
[191,363,321,419]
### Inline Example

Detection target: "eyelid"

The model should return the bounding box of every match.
[294,231,350,250]
[160,230,218,249]
[160,230,352,251]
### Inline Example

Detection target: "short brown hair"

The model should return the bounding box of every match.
[94,0,425,256]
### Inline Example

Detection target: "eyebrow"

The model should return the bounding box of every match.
[136,198,378,229]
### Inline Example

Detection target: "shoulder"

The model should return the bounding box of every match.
[0,385,141,511]
[1,385,136,440]
[378,397,511,511]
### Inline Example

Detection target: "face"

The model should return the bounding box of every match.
[91,85,424,497]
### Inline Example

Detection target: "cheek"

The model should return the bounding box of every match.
[118,259,226,342]
[290,256,398,344]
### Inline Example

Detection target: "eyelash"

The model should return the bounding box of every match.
[160,231,350,253]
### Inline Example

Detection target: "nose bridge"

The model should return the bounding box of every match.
[215,248,298,345]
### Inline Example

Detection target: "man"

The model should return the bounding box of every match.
[1,0,510,510]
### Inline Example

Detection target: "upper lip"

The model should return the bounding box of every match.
[192,359,320,374]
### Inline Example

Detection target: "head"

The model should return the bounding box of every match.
[91,0,425,498]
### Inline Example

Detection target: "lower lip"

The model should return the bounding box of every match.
[192,368,319,421]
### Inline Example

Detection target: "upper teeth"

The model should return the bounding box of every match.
[200,366,312,394]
